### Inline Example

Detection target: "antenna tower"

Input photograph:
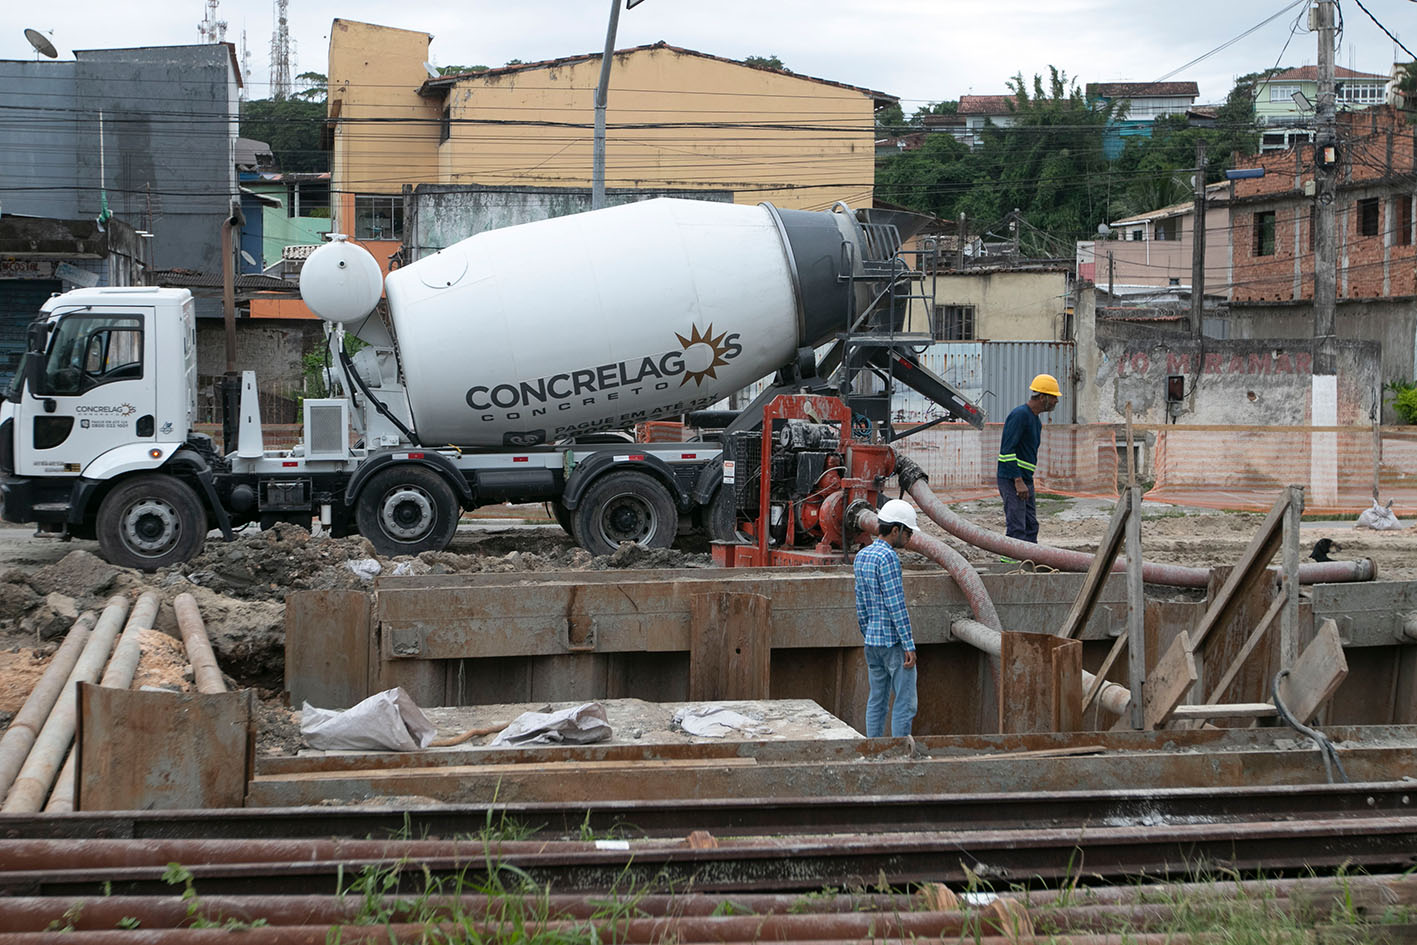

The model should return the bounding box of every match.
[269,0,292,101]
[197,0,228,44]
[239,29,252,99]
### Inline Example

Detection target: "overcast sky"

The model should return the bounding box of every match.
[1,0,1411,106]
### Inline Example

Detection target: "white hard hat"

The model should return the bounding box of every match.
[877,498,918,531]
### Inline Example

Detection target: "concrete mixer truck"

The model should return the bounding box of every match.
[0,198,982,569]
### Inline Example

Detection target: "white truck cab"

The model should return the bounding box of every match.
[1,288,204,566]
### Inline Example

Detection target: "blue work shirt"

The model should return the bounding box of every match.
[853,538,915,650]
[997,403,1042,482]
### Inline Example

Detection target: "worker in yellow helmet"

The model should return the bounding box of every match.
[995,374,1060,544]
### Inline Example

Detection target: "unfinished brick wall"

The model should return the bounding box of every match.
[1229,106,1417,303]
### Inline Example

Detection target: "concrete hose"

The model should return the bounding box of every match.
[896,457,1374,588]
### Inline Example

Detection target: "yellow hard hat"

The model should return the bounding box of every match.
[1030,373,1061,397]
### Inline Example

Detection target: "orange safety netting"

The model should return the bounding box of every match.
[893,423,1122,502]
[1147,426,1417,515]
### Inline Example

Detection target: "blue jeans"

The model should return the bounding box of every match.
[865,644,917,737]
[998,476,1038,543]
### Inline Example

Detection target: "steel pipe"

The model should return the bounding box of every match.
[898,458,1374,587]
[174,592,226,693]
[954,617,1133,718]
[44,592,161,813]
[0,612,95,801]
[1,596,130,813]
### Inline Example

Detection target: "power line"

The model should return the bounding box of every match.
[1346,0,1417,59]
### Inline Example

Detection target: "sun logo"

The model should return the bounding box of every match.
[675,323,733,387]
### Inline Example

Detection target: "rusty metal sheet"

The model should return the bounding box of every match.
[1310,580,1417,647]
[285,590,372,709]
[77,685,253,811]
[374,571,1132,662]
[246,740,1417,807]
[998,632,1082,734]
[690,593,771,702]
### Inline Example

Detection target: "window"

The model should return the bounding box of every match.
[439,106,452,143]
[1357,198,1380,237]
[1129,229,1144,241]
[1253,211,1276,257]
[286,180,330,219]
[1309,205,1316,252]
[1338,83,1384,104]
[1154,218,1178,241]
[39,315,143,396]
[1168,277,1181,286]
[934,304,975,341]
[1269,84,1301,103]
[354,195,403,241]
[1398,195,1414,247]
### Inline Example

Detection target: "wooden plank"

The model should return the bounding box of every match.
[998,632,1082,734]
[1057,494,1130,639]
[1278,618,1349,724]
[285,590,372,709]
[1124,485,1146,730]
[689,593,772,701]
[77,685,253,811]
[1143,630,1199,730]
[1204,588,1286,705]
[1081,633,1128,714]
[1280,486,1304,668]
[1168,703,1278,721]
[1190,490,1293,653]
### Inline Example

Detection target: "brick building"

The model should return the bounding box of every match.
[1225,106,1417,416]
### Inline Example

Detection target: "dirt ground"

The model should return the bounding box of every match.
[1,496,1413,762]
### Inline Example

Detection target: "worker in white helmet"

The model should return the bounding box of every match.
[853,498,919,737]
[996,374,1060,544]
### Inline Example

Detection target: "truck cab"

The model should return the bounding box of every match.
[1,288,199,560]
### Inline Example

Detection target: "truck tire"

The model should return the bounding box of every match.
[550,500,575,536]
[356,465,460,557]
[96,475,207,571]
[573,470,677,556]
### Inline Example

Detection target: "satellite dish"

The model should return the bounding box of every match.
[240,250,258,267]
[24,28,58,59]
[423,61,439,78]
[1097,223,1111,237]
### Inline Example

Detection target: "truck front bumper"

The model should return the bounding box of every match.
[1,476,79,525]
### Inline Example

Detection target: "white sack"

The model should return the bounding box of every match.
[490,702,612,746]
[1356,499,1404,531]
[301,686,437,751]
[672,705,769,738]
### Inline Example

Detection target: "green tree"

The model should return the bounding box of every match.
[875,102,905,136]
[875,131,978,219]
[743,54,788,72]
[239,98,328,173]
[911,100,958,122]
[957,67,1120,254]
[293,71,326,103]
[1396,61,1416,121]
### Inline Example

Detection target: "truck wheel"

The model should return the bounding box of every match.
[573,470,677,556]
[356,466,460,556]
[97,475,207,571]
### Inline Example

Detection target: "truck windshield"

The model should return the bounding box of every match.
[38,315,144,397]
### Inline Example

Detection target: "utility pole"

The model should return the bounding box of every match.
[1190,139,1207,339]
[591,0,624,211]
[1312,0,1338,375]
[1311,0,1340,507]
[956,213,965,269]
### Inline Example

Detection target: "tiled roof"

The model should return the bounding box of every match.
[422,42,896,104]
[1266,65,1388,82]
[150,270,294,290]
[1085,81,1199,98]
[958,95,1018,115]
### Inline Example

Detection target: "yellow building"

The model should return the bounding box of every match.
[326,19,894,273]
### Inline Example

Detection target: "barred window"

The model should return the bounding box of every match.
[1357,198,1380,238]
[933,304,975,341]
[1253,211,1276,257]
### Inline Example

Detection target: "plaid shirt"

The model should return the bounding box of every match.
[853,538,915,650]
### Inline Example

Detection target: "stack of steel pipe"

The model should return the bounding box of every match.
[1,596,131,813]
[0,874,1410,939]
[45,592,161,813]
[0,611,95,802]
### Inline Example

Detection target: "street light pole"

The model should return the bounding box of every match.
[1313,0,1338,376]
[591,0,626,211]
